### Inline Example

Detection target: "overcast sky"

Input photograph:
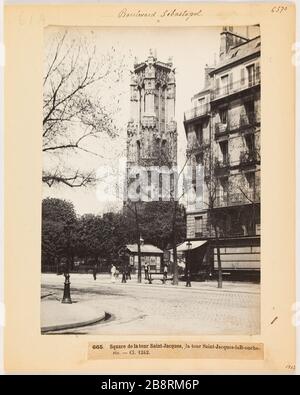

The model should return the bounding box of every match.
[43,26,257,215]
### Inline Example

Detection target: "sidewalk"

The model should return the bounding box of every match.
[42,273,260,294]
[108,278,260,294]
[41,298,106,333]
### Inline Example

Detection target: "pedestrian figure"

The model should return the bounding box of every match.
[186,269,192,287]
[111,264,116,283]
[144,262,149,280]
[126,265,131,280]
[121,266,127,283]
[163,264,168,280]
[93,264,97,280]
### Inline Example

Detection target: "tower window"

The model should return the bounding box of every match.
[162,140,167,161]
[137,140,141,161]
[195,153,203,165]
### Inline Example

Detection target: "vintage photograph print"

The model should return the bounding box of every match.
[41,26,261,336]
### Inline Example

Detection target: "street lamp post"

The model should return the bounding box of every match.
[186,241,192,287]
[62,220,73,304]
[121,248,127,284]
[137,236,143,283]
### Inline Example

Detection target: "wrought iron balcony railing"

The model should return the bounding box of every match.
[240,112,256,127]
[211,76,260,101]
[239,150,260,167]
[214,158,230,176]
[184,103,210,122]
[214,191,260,208]
[186,141,209,155]
[215,122,229,137]
[189,206,260,238]
[214,112,259,136]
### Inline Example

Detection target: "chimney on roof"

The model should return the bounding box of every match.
[204,65,214,88]
[219,26,248,60]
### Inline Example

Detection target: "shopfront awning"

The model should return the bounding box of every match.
[176,240,207,252]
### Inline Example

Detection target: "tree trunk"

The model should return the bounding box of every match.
[172,200,178,285]
[134,203,142,283]
[214,225,222,288]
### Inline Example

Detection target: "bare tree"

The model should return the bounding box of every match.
[188,142,225,288]
[205,157,224,289]
[154,145,190,285]
[43,30,125,187]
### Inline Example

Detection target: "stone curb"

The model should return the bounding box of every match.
[41,311,107,333]
[94,281,260,295]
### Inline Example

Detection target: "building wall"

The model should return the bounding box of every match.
[184,28,261,272]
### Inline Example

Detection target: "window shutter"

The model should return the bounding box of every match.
[241,68,245,85]
[229,73,233,90]
[255,63,260,83]
[215,78,220,95]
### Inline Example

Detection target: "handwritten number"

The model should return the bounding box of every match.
[271,6,288,13]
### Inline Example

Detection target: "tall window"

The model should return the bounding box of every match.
[219,140,229,164]
[245,100,254,115]
[195,216,203,237]
[159,172,162,200]
[136,173,140,196]
[246,171,255,189]
[219,108,228,124]
[192,164,197,187]
[161,140,167,160]
[195,124,203,144]
[147,170,151,200]
[220,177,229,204]
[245,134,255,153]
[247,64,255,87]
[221,74,229,95]
[170,172,175,197]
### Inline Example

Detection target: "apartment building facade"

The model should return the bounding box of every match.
[184,27,261,278]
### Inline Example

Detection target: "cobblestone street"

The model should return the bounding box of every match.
[41,274,260,335]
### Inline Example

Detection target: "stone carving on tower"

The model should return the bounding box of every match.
[126,50,177,174]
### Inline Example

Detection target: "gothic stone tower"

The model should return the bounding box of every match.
[126,51,177,202]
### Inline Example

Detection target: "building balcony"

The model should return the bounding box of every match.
[240,112,257,128]
[215,122,229,138]
[214,158,230,177]
[214,190,260,208]
[188,205,261,239]
[186,141,209,156]
[211,76,260,102]
[184,103,210,123]
[239,150,260,168]
[215,112,259,137]
[141,115,156,129]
